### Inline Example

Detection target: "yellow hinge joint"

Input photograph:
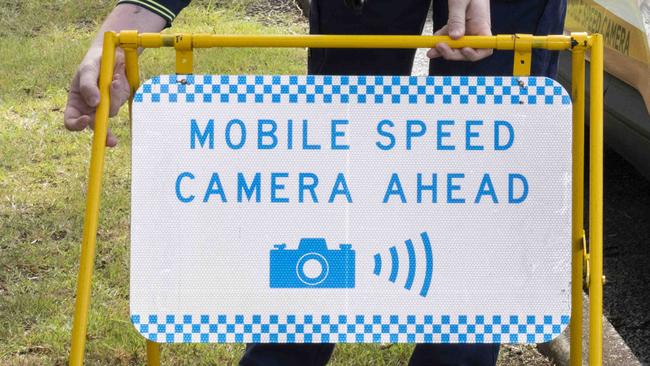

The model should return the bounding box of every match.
[116,31,140,97]
[119,30,139,49]
[512,34,533,76]
[570,32,590,51]
[174,33,193,74]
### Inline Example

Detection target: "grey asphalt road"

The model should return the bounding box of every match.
[601,147,650,364]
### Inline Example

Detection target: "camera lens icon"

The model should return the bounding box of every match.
[296,253,330,286]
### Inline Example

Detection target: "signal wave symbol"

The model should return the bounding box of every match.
[373,232,434,297]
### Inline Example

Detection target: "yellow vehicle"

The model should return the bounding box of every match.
[561,0,650,179]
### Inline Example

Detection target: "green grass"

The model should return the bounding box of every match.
[0,1,420,364]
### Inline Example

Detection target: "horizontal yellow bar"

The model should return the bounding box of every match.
[125,33,575,50]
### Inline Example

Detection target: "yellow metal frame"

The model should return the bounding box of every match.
[68,32,604,366]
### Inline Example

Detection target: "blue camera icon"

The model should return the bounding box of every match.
[270,238,355,288]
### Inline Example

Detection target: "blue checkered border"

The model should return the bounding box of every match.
[131,313,570,344]
[133,75,571,106]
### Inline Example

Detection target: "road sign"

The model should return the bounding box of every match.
[130,74,572,344]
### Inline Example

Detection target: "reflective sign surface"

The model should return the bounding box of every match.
[130,75,572,343]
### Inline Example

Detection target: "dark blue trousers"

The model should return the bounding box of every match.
[242,1,566,365]
[308,0,567,78]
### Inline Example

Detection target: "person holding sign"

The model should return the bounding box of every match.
[63,0,567,365]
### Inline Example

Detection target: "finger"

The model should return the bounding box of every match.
[431,24,447,57]
[108,78,122,117]
[78,63,101,108]
[462,47,493,61]
[435,43,467,61]
[106,128,118,147]
[109,63,131,117]
[459,47,482,62]
[433,24,448,36]
[427,47,441,58]
[447,0,469,39]
[429,25,448,58]
[64,113,90,131]
[109,77,128,116]
[88,116,118,147]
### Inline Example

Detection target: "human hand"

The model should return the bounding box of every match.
[63,46,130,147]
[427,0,493,62]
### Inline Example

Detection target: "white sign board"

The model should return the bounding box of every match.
[130,75,572,344]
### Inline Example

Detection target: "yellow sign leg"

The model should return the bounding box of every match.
[146,341,161,366]
[588,34,604,366]
[69,32,118,366]
[570,35,586,366]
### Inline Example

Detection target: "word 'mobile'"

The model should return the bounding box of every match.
[131,75,572,344]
